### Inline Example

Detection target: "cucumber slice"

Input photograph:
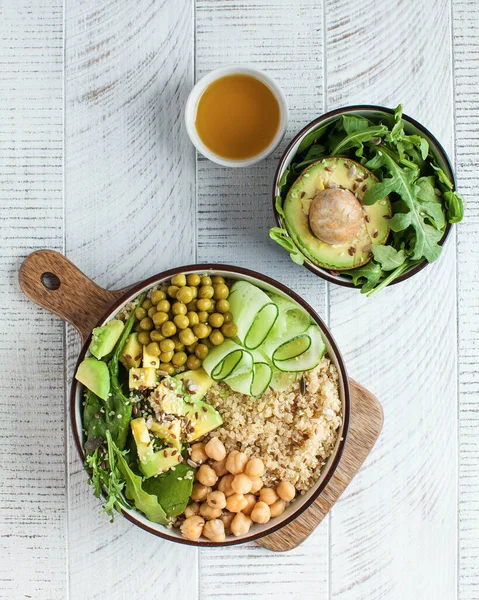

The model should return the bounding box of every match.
[203,339,253,381]
[273,325,326,372]
[273,335,311,361]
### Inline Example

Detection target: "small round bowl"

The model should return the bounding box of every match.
[71,264,349,547]
[185,65,288,168]
[272,105,455,288]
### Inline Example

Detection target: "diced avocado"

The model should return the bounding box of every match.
[120,333,142,370]
[75,357,110,400]
[89,319,124,359]
[152,380,187,416]
[142,345,160,368]
[283,157,391,270]
[129,367,158,390]
[176,368,213,401]
[184,400,222,442]
[131,417,181,477]
[150,420,182,451]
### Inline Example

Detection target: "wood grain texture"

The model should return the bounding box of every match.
[194,2,331,598]
[258,380,383,552]
[453,1,479,597]
[325,1,458,598]
[65,1,197,599]
[0,2,65,600]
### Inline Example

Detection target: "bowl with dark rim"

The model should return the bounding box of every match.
[19,251,350,547]
[272,105,455,289]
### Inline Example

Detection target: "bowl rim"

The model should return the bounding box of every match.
[184,64,288,168]
[272,104,455,288]
[70,263,351,547]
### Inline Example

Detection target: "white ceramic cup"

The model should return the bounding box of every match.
[184,65,288,167]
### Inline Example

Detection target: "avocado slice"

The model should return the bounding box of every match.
[89,320,124,359]
[283,157,391,270]
[131,418,181,477]
[129,367,159,390]
[150,420,182,451]
[184,400,223,442]
[142,345,160,368]
[75,357,110,400]
[120,333,142,370]
[176,368,213,401]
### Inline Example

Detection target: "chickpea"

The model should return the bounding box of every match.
[276,481,296,502]
[217,474,235,497]
[226,450,248,475]
[249,477,264,494]
[199,502,222,520]
[259,488,279,506]
[171,273,187,287]
[230,512,253,537]
[250,501,271,524]
[153,311,169,328]
[187,273,201,287]
[226,493,248,513]
[184,502,200,518]
[205,437,226,461]
[231,474,253,495]
[206,490,227,510]
[269,499,286,518]
[190,442,208,464]
[220,511,235,531]
[196,464,218,487]
[190,483,211,502]
[242,494,257,517]
[245,457,265,478]
[211,457,228,477]
[138,331,151,346]
[150,290,166,305]
[180,515,204,540]
[202,519,226,543]
[171,301,187,315]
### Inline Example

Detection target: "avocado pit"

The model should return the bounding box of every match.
[308,187,363,245]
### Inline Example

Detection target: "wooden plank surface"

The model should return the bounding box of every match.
[453,1,479,598]
[64,1,197,599]
[0,2,65,600]
[325,1,458,598]
[1,0,477,598]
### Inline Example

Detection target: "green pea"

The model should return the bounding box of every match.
[152,311,169,327]
[216,299,230,314]
[213,284,229,300]
[156,299,171,313]
[186,273,201,287]
[138,332,151,345]
[135,307,147,320]
[174,314,189,330]
[172,351,187,366]
[193,323,209,339]
[176,286,194,304]
[161,321,177,337]
[209,330,224,346]
[171,302,187,316]
[171,273,186,287]
[209,313,224,328]
[160,339,175,353]
[140,317,154,331]
[146,342,161,356]
[221,322,238,338]
[151,290,166,305]
[194,343,209,359]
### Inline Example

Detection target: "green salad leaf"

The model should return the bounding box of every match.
[270,104,464,294]
[142,463,195,517]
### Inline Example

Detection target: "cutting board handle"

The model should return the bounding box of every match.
[18,250,125,344]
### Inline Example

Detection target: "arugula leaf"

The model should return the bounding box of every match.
[142,464,195,517]
[297,121,334,154]
[342,114,371,134]
[330,125,388,157]
[277,165,291,195]
[269,227,305,265]
[106,293,145,449]
[363,148,442,262]
[348,261,384,294]
[275,195,285,218]
[444,190,464,224]
[366,259,421,297]
[293,143,325,170]
[371,246,408,271]
[431,164,453,190]
[112,434,169,525]
[416,176,446,230]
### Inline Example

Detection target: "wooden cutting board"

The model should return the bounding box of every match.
[257,380,383,551]
[19,250,383,553]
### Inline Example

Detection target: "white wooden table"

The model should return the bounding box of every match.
[1,1,477,598]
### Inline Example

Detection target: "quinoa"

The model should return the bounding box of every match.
[204,357,342,492]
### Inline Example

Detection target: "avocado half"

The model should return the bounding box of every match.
[283,157,392,270]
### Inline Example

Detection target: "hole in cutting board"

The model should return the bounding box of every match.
[41,272,61,291]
